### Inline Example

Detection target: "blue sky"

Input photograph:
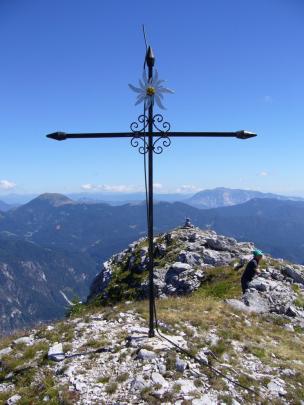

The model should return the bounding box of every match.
[0,0,303,197]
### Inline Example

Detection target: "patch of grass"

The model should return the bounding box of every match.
[97,374,110,384]
[0,392,13,402]
[194,378,203,387]
[204,368,228,391]
[36,321,74,343]
[85,336,108,349]
[165,352,177,371]
[195,266,242,299]
[291,284,301,293]
[155,238,185,269]
[0,340,49,383]
[140,387,159,404]
[65,297,85,317]
[63,342,72,352]
[105,381,118,394]
[294,325,304,334]
[294,295,304,309]
[100,249,149,303]
[218,394,233,405]
[117,372,129,383]
[59,385,80,404]
[239,373,259,389]
[284,372,304,402]
[211,338,226,357]
[244,344,266,359]
[172,383,181,393]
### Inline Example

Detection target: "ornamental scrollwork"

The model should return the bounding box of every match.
[130,113,171,155]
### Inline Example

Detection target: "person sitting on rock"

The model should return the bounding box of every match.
[241,249,263,294]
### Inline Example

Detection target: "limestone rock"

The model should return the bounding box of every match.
[176,357,188,372]
[176,378,197,394]
[282,266,304,285]
[137,349,157,361]
[0,347,12,357]
[151,371,168,388]
[267,378,287,396]
[48,342,65,362]
[13,336,34,346]
[131,375,150,391]
[6,395,22,405]
[164,262,204,295]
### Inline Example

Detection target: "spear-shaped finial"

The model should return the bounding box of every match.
[145,46,155,68]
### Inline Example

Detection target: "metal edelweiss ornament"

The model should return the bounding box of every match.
[129,70,174,110]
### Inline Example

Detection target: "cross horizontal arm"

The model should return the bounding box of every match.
[46,132,133,141]
[47,130,256,141]
[169,131,256,139]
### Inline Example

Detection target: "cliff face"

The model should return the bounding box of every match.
[0,227,304,404]
[0,237,96,335]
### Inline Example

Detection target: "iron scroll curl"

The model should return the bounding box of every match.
[130,136,149,155]
[130,113,171,155]
[152,134,171,154]
[152,114,171,133]
[130,113,149,154]
[130,114,149,133]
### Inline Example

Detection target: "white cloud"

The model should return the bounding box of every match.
[175,185,202,194]
[259,171,269,177]
[0,180,16,190]
[81,184,144,193]
[81,183,95,190]
[81,183,202,194]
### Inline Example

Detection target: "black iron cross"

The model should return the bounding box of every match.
[47,45,257,338]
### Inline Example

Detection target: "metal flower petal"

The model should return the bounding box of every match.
[158,86,174,94]
[155,94,166,110]
[129,70,174,109]
[135,95,147,106]
[128,84,142,93]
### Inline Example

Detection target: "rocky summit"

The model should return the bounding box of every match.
[88,226,253,302]
[0,226,304,404]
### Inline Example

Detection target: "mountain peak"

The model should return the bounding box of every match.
[186,187,304,209]
[28,193,75,207]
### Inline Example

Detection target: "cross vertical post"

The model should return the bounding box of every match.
[146,46,155,337]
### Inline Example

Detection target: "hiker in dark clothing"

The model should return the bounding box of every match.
[241,249,263,294]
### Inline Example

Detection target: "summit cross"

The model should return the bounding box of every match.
[47,44,257,338]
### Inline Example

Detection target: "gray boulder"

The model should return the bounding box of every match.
[137,349,157,360]
[178,251,202,266]
[175,357,188,372]
[282,266,304,285]
[131,376,150,391]
[243,290,270,313]
[206,236,237,252]
[48,342,65,362]
[202,249,231,266]
[6,395,22,405]
[164,262,204,295]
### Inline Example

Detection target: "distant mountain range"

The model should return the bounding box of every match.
[0,200,18,212]
[0,192,192,206]
[1,191,304,333]
[1,187,303,208]
[185,187,304,208]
